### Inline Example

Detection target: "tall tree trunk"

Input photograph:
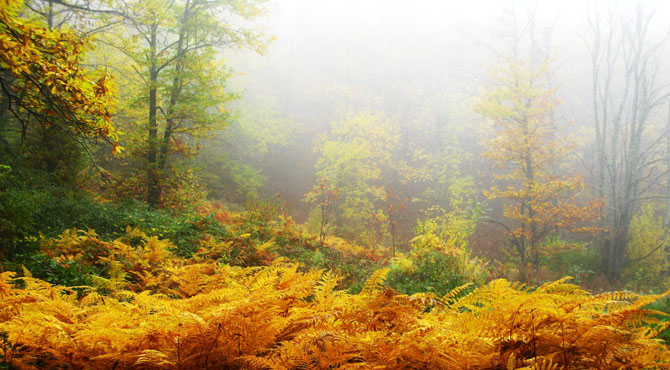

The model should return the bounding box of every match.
[41,0,60,176]
[147,23,160,208]
[664,102,670,278]
[585,6,666,283]
[665,101,670,230]
[157,0,190,175]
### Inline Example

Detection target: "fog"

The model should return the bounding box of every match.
[214,2,668,202]
[7,1,670,362]
[5,0,670,321]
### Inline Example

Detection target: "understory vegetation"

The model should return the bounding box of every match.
[2,0,670,368]
[2,194,670,369]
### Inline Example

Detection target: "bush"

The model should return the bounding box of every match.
[388,251,471,296]
[623,205,670,292]
[387,220,487,296]
[644,296,670,344]
[2,253,94,287]
[543,238,599,286]
[0,172,233,260]
[0,172,58,258]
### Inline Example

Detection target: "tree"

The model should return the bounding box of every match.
[311,111,400,245]
[304,178,339,245]
[585,4,669,282]
[0,0,118,179]
[384,187,407,256]
[475,15,599,280]
[196,94,295,203]
[100,0,269,207]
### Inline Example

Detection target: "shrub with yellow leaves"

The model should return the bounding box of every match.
[387,219,487,296]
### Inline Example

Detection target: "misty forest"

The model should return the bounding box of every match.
[2,0,670,368]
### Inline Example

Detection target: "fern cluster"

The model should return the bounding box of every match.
[2,261,669,369]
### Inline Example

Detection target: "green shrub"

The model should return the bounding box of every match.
[386,221,487,296]
[643,297,670,344]
[543,239,599,285]
[3,253,95,287]
[0,172,234,260]
[387,250,472,296]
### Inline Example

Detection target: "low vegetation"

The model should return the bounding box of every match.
[2,0,670,368]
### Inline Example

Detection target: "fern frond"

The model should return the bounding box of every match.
[360,268,391,296]
[443,283,473,305]
[315,271,341,303]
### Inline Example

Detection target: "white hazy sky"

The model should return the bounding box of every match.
[264,0,669,37]
[228,0,669,130]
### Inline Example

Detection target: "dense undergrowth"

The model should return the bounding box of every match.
[2,263,669,369]
[1,188,670,369]
[3,0,670,367]
[0,180,484,295]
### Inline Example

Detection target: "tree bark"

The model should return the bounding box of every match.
[147,22,160,208]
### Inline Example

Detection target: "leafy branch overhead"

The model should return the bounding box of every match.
[0,0,118,149]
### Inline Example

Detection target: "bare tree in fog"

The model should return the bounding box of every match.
[585,4,670,282]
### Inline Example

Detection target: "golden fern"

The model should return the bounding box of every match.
[360,268,391,296]
[3,229,670,369]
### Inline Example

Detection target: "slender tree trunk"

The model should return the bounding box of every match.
[147,23,160,208]
[158,0,190,174]
[602,11,651,282]
[47,0,53,29]
[664,102,670,278]
[516,237,527,282]
[42,0,60,176]
[391,220,396,257]
[665,102,670,229]
[319,199,326,244]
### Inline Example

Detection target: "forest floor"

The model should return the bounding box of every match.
[1,199,670,369]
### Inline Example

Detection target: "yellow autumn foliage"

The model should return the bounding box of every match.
[624,205,670,291]
[1,261,670,369]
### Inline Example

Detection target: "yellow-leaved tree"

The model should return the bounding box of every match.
[474,16,600,280]
[0,0,119,173]
[310,110,400,247]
